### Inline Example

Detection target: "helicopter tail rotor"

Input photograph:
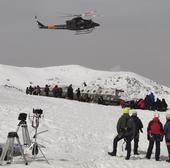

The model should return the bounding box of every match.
[35,16,48,29]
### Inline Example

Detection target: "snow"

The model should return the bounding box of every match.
[0,64,169,100]
[0,64,170,167]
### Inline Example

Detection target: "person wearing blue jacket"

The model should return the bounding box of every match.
[164,113,170,163]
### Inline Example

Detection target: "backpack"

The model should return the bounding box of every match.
[148,120,162,135]
[126,117,135,137]
[118,115,135,137]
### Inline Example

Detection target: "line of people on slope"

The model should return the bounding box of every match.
[26,83,97,103]
[26,84,80,100]
[108,108,170,162]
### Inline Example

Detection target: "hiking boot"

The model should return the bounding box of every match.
[146,156,150,159]
[125,156,130,160]
[155,157,160,161]
[108,152,116,156]
[134,152,139,155]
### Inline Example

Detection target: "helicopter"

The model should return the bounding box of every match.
[35,11,100,34]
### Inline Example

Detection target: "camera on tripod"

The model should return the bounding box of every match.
[18,113,27,123]
[33,109,43,117]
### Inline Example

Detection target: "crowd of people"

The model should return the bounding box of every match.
[108,107,170,162]
[120,92,168,112]
[25,84,114,103]
[26,84,75,99]
[26,85,168,112]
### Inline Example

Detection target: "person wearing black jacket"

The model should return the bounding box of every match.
[131,111,143,155]
[67,84,74,100]
[108,108,135,160]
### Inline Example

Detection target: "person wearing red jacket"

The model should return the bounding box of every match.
[146,114,164,161]
[137,99,145,109]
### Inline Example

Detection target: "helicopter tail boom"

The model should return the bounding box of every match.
[37,22,67,29]
[35,16,67,30]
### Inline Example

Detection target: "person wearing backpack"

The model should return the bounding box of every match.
[164,113,170,162]
[146,113,164,161]
[131,111,143,155]
[108,107,135,160]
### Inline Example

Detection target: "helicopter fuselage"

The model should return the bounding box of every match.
[66,17,99,30]
[36,16,99,32]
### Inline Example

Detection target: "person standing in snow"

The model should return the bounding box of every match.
[131,111,143,155]
[146,113,164,161]
[161,98,168,111]
[164,113,170,162]
[67,84,74,100]
[76,88,81,101]
[108,108,135,160]
[148,92,155,110]
[44,84,50,96]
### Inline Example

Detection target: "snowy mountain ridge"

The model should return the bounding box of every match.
[0,64,169,100]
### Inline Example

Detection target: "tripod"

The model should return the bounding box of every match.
[16,113,31,147]
[0,132,28,165]
[28,109,49,164]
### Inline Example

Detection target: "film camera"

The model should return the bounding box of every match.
[18,113,27,121]
[33,109,43,117]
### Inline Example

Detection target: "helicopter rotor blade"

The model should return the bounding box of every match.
[81,10,97,18]
[56,11,80,18]
[60,14,81,18]
[56,10,98,19]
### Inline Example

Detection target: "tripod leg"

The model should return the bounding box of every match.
[22,125,31,146]
[0,139,10,165]
[16,126,20,133]
[16,137,28,165]
[7,138,15,164]
[37,145,50,164]
[26,142,34,151]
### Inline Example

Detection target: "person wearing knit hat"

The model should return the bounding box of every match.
[154,113,160,118]
[164,113,170,162]
[166,113,170,120]
[108,108,135,160]
[131,111,137,116]
[131,111,143,155]
[122,107,129,114]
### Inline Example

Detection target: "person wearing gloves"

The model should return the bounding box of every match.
[108,108,135,160]
[146,113,164,161]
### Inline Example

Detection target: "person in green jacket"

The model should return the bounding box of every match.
[108,107,135,160]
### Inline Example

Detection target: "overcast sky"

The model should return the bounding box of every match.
[0,0,170,86]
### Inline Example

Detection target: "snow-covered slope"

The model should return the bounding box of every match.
[0,64,169,101]
[0,64,170,167]
[0,87,170,168]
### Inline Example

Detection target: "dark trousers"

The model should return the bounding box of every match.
[113,134,132,158]
[134,134,139,153]
[166,140,170,159]
[146,138,160,160]
[167,145,170,159]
